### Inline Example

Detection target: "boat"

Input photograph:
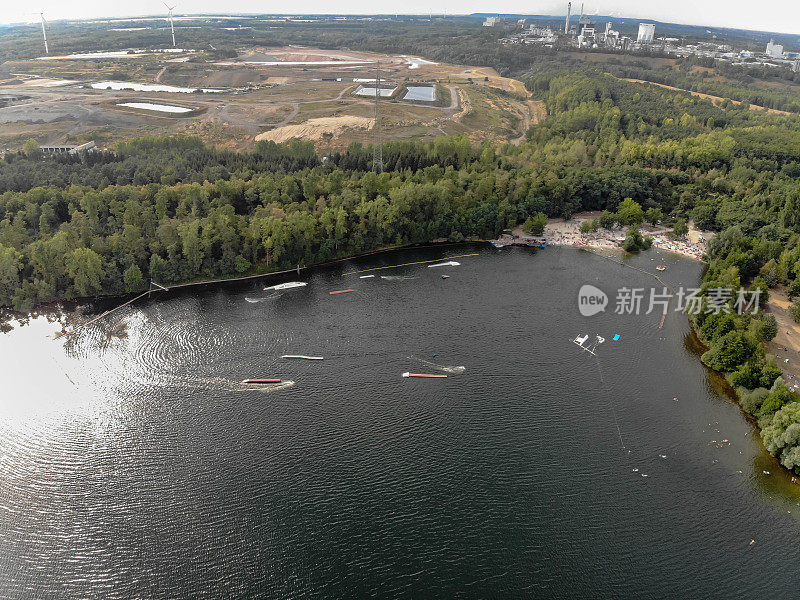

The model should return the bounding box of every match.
[359,275,375,279]
[656,265,666,271]
[402,372,448,378]
[441,275,450,279]
[264,281,307,291]
[330,289,355,295]
[281,355,323,360]
[241,378,282,384]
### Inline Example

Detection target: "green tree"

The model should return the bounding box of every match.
[761,401,800,472]
[644,207,663,226]
[598,211,617,229]
[671,218,689,239]
[790,302,800,324]
[523,213,548,236]
[123,264,145,293]
[702,330,758,372]
[580,218,599,233]
[22,138,41,158]
[622,228,652,253]
[0,244,23,306]
[750,314,778,342]
[616,198,644,228]
[65,248,106,297]
[789,279,800,301]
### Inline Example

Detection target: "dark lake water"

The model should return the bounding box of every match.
[2,246,800,599]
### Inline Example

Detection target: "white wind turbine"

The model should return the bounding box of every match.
[36,12,49,54]
[163,2,176,48]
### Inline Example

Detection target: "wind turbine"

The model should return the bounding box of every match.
[163,2,176,48]
[36,13,49,55]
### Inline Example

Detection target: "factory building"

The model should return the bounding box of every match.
[766,39,784,58]
[637,23,655,44]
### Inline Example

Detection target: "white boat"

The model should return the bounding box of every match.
[360,275,375,279]
[264,281,307,291]
[281,355,324,360]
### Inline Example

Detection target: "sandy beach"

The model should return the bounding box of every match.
[507,212,710,262]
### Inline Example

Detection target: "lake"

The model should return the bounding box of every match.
[1,246,799,598]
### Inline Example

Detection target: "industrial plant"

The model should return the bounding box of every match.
[500,2,800,73]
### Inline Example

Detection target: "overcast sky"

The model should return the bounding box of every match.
[5,1,800,35]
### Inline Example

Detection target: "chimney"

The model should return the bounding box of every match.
[565,2,571,34]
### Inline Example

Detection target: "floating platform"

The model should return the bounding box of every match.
[264,281,307,291]
[281,355,323,360]
[402,372,448,378]
[241,378,282,384]
[427,261,461,268]
[330,289,355,295]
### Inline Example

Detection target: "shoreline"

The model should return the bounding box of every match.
[502,213,709,262]
[0,227,707,332]
[0,240,487,330]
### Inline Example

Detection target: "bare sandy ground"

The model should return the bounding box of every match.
[255,116,374,143]
[764,288,800,390]
[510,213,708,261]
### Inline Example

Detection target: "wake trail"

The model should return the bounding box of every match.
[592,355,625,449]
[408,355,466,374]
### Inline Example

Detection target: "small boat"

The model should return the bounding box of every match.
[264,281,307,291]
[441,275,450,279]
[763,470,771,475]
[241,378,282,384]
[359,275,375,279]
[281,355,323,360]
[330,289,355,295]
[402,372,448,378]
[656,265,666,271]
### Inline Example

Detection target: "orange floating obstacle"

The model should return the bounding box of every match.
[402,372,448,378]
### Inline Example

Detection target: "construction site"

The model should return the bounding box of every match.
[0,42,543,152]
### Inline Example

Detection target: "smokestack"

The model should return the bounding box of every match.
[565,2,571,34]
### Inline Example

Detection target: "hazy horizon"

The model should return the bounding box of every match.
[4,2,800,37]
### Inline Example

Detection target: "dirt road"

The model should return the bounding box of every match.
[612,75,792,116]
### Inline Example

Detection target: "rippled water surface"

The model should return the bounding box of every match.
[2,246,800,599]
